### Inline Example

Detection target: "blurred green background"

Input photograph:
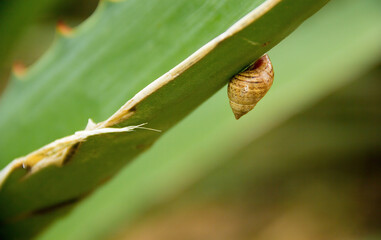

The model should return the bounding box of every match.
[0,0,380,239]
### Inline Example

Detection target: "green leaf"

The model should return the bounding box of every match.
[36,0,381,239]
[0,2,330,237]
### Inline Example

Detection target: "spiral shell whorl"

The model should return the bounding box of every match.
[228,54,274,120]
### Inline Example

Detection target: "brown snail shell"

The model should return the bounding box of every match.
[227,54,274,120]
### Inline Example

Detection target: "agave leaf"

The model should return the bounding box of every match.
[37,0,381,239]
[0,0,329,216]
[0,0,330,238]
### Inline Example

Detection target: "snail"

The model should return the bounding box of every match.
[227,54,274,120]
